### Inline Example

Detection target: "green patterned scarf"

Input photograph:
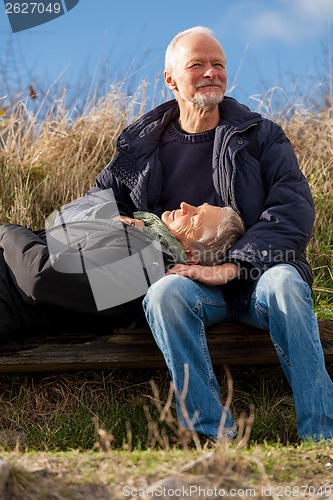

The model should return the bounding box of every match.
[134,211,188,264]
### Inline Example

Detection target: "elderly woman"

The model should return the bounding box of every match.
[119,201,244,266]
[0,200,244,338]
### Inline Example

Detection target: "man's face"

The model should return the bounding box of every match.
[161,202,227,247]
[165,33,227,112]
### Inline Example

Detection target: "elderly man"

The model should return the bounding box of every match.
[87,26,333,443]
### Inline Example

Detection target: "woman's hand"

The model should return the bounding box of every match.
[165,263,241,286]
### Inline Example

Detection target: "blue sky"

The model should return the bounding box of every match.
[1,0,333,113]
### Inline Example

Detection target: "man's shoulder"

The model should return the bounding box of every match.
[220,96,262,127]
[125,100,179,135]
[115,99,178,153]
[221,97,286,142]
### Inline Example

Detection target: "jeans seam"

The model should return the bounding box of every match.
[200,325,215,383]
[195,301,216,396]
[255,301,290,367]
[270,337,291,368]
[254,302,269,318]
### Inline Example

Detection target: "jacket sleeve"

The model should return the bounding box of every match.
[0,223,164,318]
[227,119,315,278]
[0,224,96,311]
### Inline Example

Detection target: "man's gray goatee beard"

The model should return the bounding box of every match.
[192,93,224,112]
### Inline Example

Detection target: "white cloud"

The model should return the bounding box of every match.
[295,0,333,22]
[246,9,298,42]
[215,0,333,45]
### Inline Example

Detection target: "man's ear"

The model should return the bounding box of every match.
[164,70,178,91]
[185,248,200,265]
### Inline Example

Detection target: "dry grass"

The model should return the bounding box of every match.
[1,85,332,229]
[0,85,147,227]
[0,85,332,225]
[0,366,332,498]
[0,365,332,497]
[0,362,331,497]
[1,363,327,453]
[1,441,333,499]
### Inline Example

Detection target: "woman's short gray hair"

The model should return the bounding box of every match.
[189,206,245,266]
[165,26,221,73]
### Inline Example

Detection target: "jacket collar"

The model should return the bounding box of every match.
[116,97,261,162]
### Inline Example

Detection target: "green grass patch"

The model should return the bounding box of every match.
[2,442,333,499]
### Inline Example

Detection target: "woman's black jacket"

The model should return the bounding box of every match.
[0,219,175,337]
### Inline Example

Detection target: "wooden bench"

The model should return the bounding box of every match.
[0,320,332,372]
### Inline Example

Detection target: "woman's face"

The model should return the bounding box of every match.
[161,202,227,246]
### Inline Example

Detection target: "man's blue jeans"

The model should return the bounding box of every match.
[143,264,333,441]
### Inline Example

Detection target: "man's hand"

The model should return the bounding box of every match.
[165,263,241,286]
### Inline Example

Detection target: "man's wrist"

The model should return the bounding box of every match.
[221,262,241,282]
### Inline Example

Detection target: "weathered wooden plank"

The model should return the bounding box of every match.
[0,320,331,373]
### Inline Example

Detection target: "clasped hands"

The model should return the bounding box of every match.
[165,262,240,286]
